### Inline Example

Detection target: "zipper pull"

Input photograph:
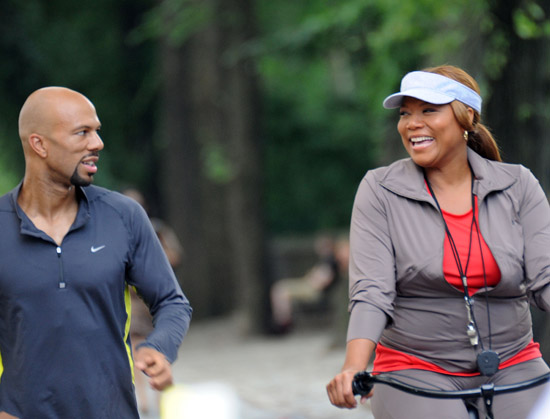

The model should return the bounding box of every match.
[57,246,66,289]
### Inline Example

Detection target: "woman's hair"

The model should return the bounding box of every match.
[424,65,502,162]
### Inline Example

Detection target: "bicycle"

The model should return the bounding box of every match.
[352,370,550,419]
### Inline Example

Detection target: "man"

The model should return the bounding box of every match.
[0,87,192,418]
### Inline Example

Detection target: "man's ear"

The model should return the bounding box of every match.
[28,133,48,158]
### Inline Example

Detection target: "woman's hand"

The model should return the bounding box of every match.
[327,368,371,408]
[326,338,376,408]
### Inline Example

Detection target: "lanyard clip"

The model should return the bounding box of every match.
[464,296,479,346]
[467,323,479,346]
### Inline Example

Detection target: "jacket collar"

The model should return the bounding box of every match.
[379,147,518,203]
[9,183,91,240]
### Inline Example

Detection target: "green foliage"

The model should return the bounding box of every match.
[202,142,235,183]
[0,0,159,194]
[254,0,489,233]
[129,0,214,47]
[0,121,20,195]
[514,1,550,39]
[0,0,540,234]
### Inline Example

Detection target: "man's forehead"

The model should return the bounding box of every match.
[52,115,101,133]
[49,96,99,124]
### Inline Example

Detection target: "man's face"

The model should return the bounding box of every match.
[45,95,104,187]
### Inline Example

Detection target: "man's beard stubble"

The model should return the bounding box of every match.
[70,169,93,187]
[70,154,97,187]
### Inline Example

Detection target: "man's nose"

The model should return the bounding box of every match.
[89,132,104,151]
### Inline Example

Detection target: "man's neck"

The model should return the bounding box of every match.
[17,175,79,245]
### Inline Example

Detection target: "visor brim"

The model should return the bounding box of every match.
[383,89,455,109]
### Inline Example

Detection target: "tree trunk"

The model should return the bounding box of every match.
[484,0,550,361]
[219,0,271,333]
[158,0,269,330]
[158,38,222,318]
[485,1,550,188]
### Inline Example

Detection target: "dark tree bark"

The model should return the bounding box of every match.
[218,0,272,333]
[158,37,220,317]
[158,0,270,331]
[485,1,550,188]
[484,0,550,362]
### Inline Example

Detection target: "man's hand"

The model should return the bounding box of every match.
[0,412,19,419]
[133,346,173,391]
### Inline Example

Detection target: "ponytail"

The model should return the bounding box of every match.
[427,65,502,162]
[468,121,501,162]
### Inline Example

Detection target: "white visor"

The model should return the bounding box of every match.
[383,71,482,113]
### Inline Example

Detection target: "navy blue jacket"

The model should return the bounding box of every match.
[0,184,192,418]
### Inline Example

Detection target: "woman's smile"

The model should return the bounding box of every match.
[410,136,435,149]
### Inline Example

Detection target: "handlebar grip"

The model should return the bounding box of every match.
[352,371,374,396]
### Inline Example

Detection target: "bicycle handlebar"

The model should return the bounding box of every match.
[352,371,550,399]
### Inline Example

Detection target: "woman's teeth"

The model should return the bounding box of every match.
[410,136,434,144]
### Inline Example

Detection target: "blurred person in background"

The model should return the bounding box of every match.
[270,234,341,334]
[330,236,351,347]
[327,65,550,418]
[0,87,192,418]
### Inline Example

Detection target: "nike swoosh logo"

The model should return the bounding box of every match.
[91,245,106,253]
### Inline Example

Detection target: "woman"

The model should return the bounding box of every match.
[326,65,550,418]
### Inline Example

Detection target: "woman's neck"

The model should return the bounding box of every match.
[425,163,473,214]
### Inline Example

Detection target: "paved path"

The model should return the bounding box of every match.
[139,316,373,419]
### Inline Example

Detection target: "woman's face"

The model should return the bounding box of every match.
[397,97,466,169]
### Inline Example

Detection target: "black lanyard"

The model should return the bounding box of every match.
[425,170,500,376]
[427,176,476,295]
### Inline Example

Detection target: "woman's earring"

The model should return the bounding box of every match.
[464,131,469,141]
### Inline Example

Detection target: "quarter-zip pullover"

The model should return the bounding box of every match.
[0,184,192,418]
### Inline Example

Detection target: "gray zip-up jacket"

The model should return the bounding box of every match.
[347,148,550,372]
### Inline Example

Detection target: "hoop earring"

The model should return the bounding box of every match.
[464,131,469,142]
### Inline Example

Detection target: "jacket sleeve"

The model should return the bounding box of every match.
[519,167,550,311]
[347,171,396,342]
[127,204,192,362]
